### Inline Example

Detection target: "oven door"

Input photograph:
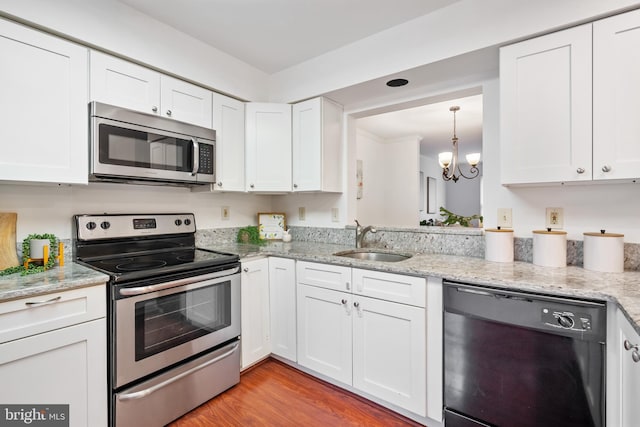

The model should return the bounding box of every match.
[114,269,240,388]
[91,115,214,184]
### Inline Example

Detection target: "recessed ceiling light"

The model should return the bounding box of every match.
[386,78,409,87]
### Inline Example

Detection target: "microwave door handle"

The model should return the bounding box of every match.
[191,137,199,176]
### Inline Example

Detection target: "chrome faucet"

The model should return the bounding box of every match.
[354,219,377,248]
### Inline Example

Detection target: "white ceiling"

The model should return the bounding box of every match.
[119,0,460,74]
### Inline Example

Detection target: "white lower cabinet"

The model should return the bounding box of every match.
[0,285,107,427]
[297,284,353,384]
[296,261,427,417]
[268,257,297,362]
[241,257,271,369]
[609,306,640,427]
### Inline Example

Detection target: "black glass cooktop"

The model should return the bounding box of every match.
[78,247,239,281]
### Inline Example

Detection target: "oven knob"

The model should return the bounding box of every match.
[175,219,182,226]
[184,218,192,226]
[557,315,574,329]
[100,221,111,230]
[86,221,97,230]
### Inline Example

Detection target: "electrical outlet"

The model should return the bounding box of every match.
[497,208,513,228]
[546,207,564,229]
[221,206,230,220]
[298,207,306,221]
[331,207,339,222]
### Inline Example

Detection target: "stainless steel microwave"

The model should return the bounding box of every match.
[89,102,215,186]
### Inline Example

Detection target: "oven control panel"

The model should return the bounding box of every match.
[76,214,196,240]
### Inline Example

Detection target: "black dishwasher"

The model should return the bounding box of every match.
[443,281,606,427]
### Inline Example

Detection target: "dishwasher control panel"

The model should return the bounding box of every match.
[542,308,592,332]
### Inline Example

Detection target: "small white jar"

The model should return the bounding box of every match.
[583,231,624,273]
[485,228,514,263]
[532,230,567,268]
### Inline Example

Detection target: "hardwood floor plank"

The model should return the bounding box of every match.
[168,358,425,427]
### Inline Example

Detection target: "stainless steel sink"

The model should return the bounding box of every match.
[333,249,413,262]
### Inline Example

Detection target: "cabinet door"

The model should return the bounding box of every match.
[292,97,343,192]
[616,309,640,427]
[593,9,640,181]
[0,319,107,427]
[245,103,292,192]
[268,257,297,361]
[0,18,88,184]
[212,93,245,191]
[90,50,161,115]
[296,260,351,293]
[352,295,426,416]
[241,258,271,369]
[500,24,592,184]
[297,284,352,385]
[160,75,212,128]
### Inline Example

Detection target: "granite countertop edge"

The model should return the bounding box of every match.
[211,241,640,334]
[0,263,109,303]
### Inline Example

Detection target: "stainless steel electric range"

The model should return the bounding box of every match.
[73,213,241,427]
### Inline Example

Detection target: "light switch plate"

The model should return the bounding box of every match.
[545,207,564,228]
[497,208,513,228]
[298,207,306,221]
[221,206,230,220]
[331,207,339,222]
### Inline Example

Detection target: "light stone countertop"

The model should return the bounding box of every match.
[206,241,640,333]
[0,263,109,303]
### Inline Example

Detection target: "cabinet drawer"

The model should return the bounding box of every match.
[0,285,106,344]
[296,261,351,292]
[352,269,425,307]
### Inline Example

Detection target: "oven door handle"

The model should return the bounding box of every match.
[119,267,240,296]
[117,342,239,402]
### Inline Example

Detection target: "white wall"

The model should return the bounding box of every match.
[0,0,268,101]
[0,183,272,241]
[354,130,387,225]
[444,163,482,217]
[269,0,640,102]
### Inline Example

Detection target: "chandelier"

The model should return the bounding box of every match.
[438,106,481,182]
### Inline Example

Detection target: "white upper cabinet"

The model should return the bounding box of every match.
[292,97,343,192]
[245,103,292,192]
[500,24,592,185]
[501,9,640,185]
[212,93,245,191]
[0,18,88,185]
[90,51,212,128]
[593,9,640,181]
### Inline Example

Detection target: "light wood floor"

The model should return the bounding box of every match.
[168,358,425,427]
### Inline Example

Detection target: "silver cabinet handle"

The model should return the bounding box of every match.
[576,167,585,174]
[293,184,298,188]
[249,183,255,188]
[217,182,223,187]
[353,301,360,308]
[346,281,350,291]
[341,299,347,305]
[243,268,249,273]
[602,165,612,173]
[120,267,239,296]
[25,296,61,306]
[166,109,172,117]
[624,339,640,363]
[191,137,200,176]
[151,106,158,113]
[118,342,239,401]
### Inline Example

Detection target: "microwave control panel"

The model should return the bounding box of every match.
[198,144,214,175]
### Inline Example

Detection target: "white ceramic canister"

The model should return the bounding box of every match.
[583,231,624,273]
[532,230,567,268]
[485,228,514,263]
[29,239,51,259]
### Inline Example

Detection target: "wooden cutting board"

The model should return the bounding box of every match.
[0,213,20,269]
